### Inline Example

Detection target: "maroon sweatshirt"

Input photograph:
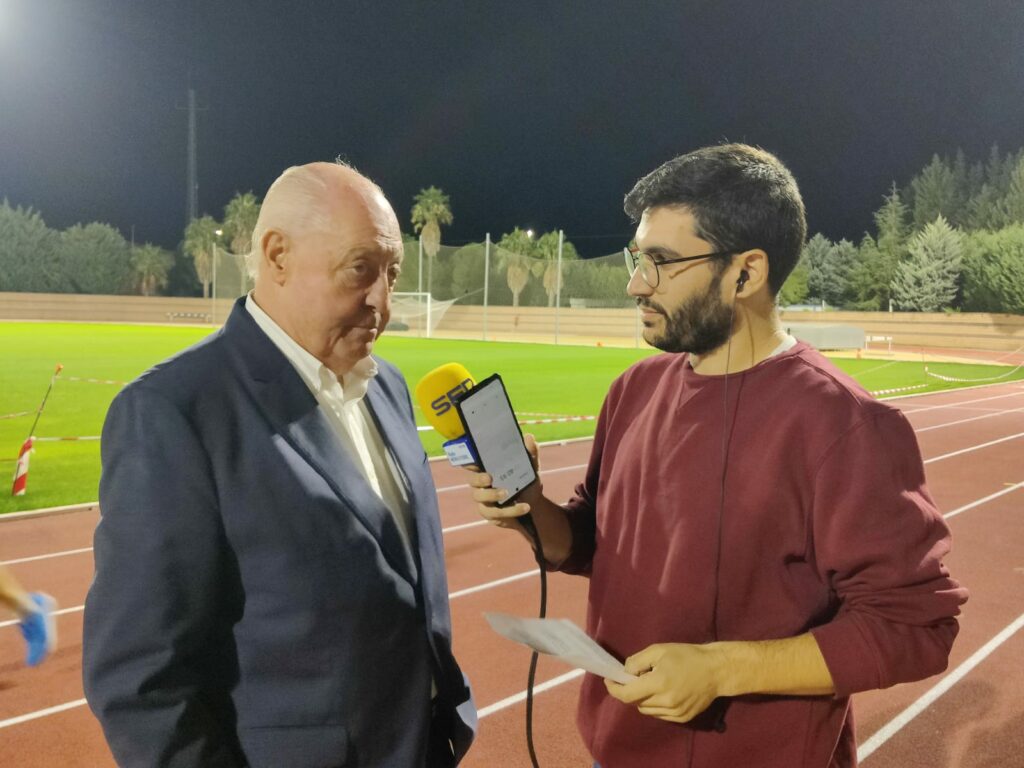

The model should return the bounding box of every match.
[558,342,967,767]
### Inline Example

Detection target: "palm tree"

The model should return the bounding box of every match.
[496,228,536,307]
[410,186,453,296]
[223,192,261,257]
[223,192,261,296]
[131,243,174,296]
[183,215,220,298]
[533,231,579,307]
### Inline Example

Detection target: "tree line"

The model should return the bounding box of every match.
[779,145,1024,314]
[3,146,1023,314]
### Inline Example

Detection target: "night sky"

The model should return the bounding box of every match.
[2,1,1023,256]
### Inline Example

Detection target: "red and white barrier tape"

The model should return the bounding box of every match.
[64,376,127,386]
[869,383,930,397]
[33,436,101,442]
[926,367,1024,384]
[517,415,596,426]
[416,414,596,433]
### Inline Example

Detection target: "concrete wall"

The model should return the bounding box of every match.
[0,292,235,324]
[434,304,1024,352]
[2,292,1022,351]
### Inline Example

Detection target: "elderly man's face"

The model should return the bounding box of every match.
[280,185,403,375]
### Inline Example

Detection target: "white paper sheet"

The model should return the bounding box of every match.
[484,612,638,685]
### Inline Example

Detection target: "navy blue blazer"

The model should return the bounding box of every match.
[84,299,476,767]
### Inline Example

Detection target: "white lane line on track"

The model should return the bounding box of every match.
[943,481,1024,521]
[0,605,83,629]
[1,471,1020,732]
[0,699,88,730]
[0,668,586,731]
[898,391,1024,415]
[924,432,1024,465]
[478,669,585,718]
[1,546,93,566]
[0,571,533,634]
[434,463,588,494]
[442,520,488,534]
[858,611,1024,762]
[915,406,1024,433]
[449,570,536,600]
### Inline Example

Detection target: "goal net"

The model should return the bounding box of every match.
[390,292,456,337]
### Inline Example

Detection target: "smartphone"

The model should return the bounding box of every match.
[454,373,538,507]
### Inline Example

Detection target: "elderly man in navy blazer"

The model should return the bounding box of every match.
[84,161,476,767]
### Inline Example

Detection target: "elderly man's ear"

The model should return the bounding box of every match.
[260,229,290,285]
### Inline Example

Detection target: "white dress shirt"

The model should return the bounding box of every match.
[245,294,416,551]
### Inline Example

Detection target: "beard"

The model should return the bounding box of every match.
[638,270,734,355]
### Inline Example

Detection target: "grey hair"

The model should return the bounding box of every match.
[246,160,355,278]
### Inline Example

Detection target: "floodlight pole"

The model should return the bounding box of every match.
[211,242,218,323]
[417,236,423,294]
[555,230,564,345]
[483,233,491,342]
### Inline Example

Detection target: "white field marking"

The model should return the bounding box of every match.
[851,360,902,379]
[858,611,1024,762]
[943,481,1024,521]
[0,546,93,566]
[478,669,585,718]
[915,406,1024,433]
[924,432,1024,465]
[0,699,88,730]
[0,605,83,629]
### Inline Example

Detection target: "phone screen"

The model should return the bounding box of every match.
[455,374,537,505]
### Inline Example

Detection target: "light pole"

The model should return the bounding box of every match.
[212,229,223,321]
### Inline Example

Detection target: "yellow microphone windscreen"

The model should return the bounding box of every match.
[414,363,476,440]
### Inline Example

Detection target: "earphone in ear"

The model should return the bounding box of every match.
[736,270,750,290]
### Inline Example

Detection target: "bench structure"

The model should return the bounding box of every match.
[166,311,213,323]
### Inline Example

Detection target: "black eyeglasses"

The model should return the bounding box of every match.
[624,246,737,289]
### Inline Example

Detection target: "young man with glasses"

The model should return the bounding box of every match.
[467,144,966,767]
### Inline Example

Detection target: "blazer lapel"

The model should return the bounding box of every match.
[362,372,446,581]
[224,301,418,589]
[363,378,429,548]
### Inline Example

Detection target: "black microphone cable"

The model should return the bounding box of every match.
[704,272,748,736]
[518,514,546,768]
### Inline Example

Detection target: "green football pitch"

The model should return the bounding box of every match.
[2,321,1021,514]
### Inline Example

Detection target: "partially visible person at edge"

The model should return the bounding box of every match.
[467,143,967,767]
[0,564,56,667]
[84,161,476,767]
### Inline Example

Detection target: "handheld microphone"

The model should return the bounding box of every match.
[418,363,545,767]
[415,362,540,541]
[414,363,479,466]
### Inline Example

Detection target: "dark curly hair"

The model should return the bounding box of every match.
[623,143,807,295]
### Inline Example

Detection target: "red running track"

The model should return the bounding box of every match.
[1,381,1023,766]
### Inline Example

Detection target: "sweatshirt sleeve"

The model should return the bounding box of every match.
[808,408,968,697]
[554,377,622,575]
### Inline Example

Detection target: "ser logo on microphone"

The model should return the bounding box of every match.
[430,378,473,417]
